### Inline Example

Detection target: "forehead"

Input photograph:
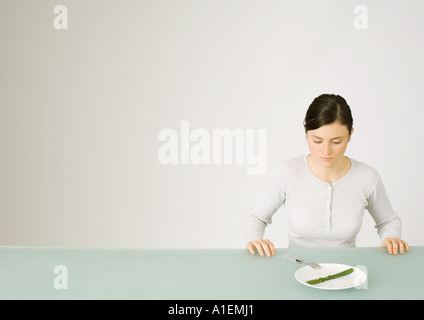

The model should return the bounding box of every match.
[308,122,350,139]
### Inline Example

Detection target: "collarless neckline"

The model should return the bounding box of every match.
[303,154,354,186]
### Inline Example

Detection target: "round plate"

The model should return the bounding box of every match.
[295,263,367,290]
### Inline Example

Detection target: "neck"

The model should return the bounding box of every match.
[307,155,351,182]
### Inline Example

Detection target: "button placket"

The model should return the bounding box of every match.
[325,184,332,232]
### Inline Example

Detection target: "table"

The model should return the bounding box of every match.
[1,246,423,300]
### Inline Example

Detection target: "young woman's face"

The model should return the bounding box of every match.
[306,122,353,168]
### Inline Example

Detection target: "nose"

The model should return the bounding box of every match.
[323,142,332,156]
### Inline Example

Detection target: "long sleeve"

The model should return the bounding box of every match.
[366,176,402,241]
[243,213,267,242]
[243,155,404,248]
[244,166,287,242]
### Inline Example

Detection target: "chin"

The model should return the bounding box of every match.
[319,161,333,168]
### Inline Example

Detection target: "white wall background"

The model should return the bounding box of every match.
[1,0,423,248]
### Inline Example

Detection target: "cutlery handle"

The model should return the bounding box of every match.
[282,252,303,264]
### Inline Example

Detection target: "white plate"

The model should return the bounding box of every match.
[295,263,367,290]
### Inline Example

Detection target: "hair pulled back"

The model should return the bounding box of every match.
[304,94,353,133]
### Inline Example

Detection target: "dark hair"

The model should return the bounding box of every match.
[304,94,353,133]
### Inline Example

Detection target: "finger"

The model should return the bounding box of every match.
[258,240,271,257]
[398,240,405,254]
[264,240,275,257]
[383,239,393,254]
[253,241,265,256]
[246,242,255,255]
[264,239,275,256]
[400,240,410,253]
[383,238,399,255]
[391,238,399,255]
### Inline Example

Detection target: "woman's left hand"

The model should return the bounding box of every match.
[381,237,410,255]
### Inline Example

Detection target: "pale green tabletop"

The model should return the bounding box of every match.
[0,246,423,300]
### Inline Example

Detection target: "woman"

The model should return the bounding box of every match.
[245,94,409,256]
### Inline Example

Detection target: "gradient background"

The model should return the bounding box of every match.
[1,0,423,248]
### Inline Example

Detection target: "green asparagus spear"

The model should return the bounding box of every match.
[306,268,354,285]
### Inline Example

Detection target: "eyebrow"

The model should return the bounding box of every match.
[311,135,343,140]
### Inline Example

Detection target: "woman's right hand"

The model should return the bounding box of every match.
[246,239,275,257]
